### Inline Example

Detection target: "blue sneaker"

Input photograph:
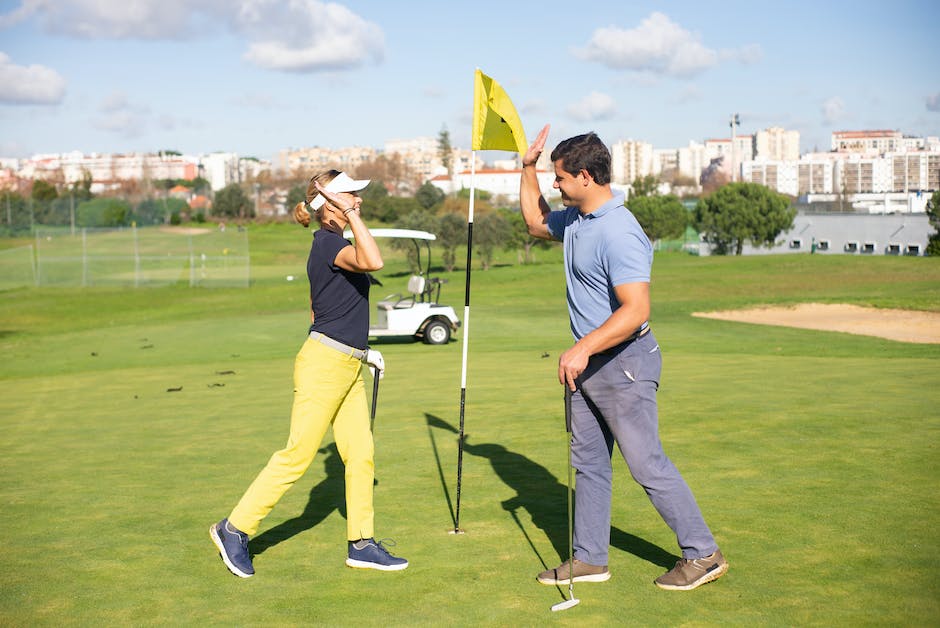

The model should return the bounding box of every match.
[210,518,254,578]
[346,538,409,571]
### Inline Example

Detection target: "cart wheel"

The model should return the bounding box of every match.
[423,320,450,345]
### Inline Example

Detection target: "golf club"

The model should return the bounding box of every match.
[369,365,380,432]
[551,387,580,612]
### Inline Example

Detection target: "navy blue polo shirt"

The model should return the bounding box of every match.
[307,228,371,349]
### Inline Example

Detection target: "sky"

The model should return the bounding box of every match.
[0,0,938,162]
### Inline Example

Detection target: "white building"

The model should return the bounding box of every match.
[754,127,800,161]
[15,151,199,193]
[704,136,753,181]
[198,153,271,191]
[742,161,800,197]
[831,130,902,154]
[611,139,654,185]
[276,145,377,177]
[429,168,558,202]
[677,141,708,182]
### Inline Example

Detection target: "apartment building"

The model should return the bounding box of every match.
[610,139,655,184]
[16,151,198,192]
[754,126,800,161]
[276,145,378,177]
[831,130,903,154]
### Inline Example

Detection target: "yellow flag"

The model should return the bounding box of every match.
[471,69,528,153]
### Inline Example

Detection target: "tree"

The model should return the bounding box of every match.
[415,181,445,210]
[354,154,418,195]
[630,175,659,198]
[286,185,306,212]
[502,208,552,263]
[694,182,796,255]
[76,198,131,227]
[437,212,467,271]
[628,195,689,242]
[438,125,453,175]
[30,179,62,225]
[135,198,188,225]
[474,211,511,270]
[213,183,254,219]
[926,190,940,256]
[1,190,29,232]
[31,179,58,204]
[394,210,440,273]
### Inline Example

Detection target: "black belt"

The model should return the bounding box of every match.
[598,326,651,356]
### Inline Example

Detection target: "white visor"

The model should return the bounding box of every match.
[310,172,371,209]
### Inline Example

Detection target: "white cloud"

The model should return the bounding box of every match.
[927,92,940,113]
[566,92,616,122]
[574,12,719,78]
[236,0,384,72]
[821,96,846,125]
[98,91,148,114]
[0,52,66,104]
[1,0,385,72]
[92,111,145,137]
[675,85,703,105]
[10,0,210,39]
[574,12,760,79]
[720,43,763,65]
[0,0,41,29]
[92,91,150,137]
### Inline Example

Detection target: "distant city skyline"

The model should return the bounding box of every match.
[1,0,938,161]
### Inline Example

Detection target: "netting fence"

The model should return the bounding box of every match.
[1,225,250,289]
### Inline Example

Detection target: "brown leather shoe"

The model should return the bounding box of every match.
[537,558,610,585]
[654,550,728,590]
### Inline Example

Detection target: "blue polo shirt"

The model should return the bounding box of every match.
[546,190,652,340]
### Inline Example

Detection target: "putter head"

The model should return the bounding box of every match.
[551,597,580,612]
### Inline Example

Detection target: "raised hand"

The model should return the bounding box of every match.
[523,124,550,167]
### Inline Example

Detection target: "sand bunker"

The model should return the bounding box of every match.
[692,303,940,344]
[158,226,212,235]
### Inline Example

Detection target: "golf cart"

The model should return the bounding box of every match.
[344,228,461,345]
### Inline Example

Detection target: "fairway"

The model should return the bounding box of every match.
[2,224,938,626]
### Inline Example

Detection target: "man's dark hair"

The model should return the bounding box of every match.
[550,132,611,185]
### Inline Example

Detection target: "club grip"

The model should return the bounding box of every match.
[564,387,572,433]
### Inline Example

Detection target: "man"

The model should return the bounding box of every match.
[519,125,727,591]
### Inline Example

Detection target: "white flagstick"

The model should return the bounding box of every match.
[551,388,580,611]
[451,152,476,535]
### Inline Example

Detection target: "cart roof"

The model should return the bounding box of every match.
[343,228,436,241]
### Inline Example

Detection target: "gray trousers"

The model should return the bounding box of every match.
[571,331,717,565]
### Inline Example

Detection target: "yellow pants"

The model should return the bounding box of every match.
[228,337,375,540]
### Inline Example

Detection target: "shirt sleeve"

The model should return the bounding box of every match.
[316,230,351,268]
[606,215,652,286]
[546,208,570,241]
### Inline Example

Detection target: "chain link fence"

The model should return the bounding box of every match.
[1,225,250,289]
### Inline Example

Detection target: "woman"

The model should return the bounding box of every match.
[210,169,408,578]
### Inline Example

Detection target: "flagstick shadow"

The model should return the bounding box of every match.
[426,413,566,559]
[425,413,458,528]
[425,413,676,570]
[249,443,345,557]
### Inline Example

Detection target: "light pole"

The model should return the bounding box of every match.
[729,113,740,182]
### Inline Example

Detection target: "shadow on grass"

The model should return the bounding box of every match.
[249,443,345,557]
[425,413,676,570]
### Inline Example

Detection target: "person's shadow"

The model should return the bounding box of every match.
[425,413,676,570]
[249,443,346,557]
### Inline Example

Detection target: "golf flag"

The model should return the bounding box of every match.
[471,69,527,154]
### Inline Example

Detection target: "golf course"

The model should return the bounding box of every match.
[2,222,938,625]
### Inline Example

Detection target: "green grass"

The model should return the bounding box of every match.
[1,223,939,626]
